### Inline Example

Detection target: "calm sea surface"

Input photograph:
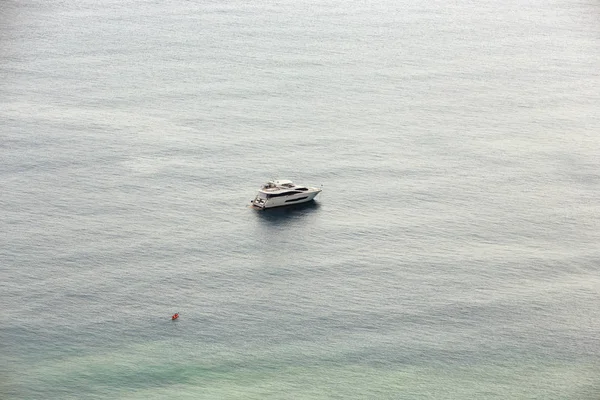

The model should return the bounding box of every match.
[1,0,599,398]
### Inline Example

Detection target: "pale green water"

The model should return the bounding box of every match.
[1,0,599,398]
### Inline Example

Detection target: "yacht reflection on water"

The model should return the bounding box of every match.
[252,200,321,223]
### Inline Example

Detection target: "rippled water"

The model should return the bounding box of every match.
[1,0,600,398]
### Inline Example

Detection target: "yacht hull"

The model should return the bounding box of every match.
[251,189,321,209]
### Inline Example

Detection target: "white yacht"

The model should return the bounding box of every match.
[251,179,322,209]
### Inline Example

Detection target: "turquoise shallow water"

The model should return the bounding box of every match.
[1,0,600,398]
